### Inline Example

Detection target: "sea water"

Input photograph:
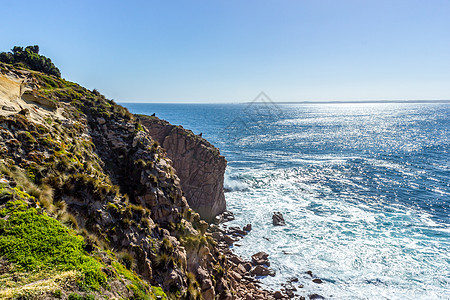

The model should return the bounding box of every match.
[124,102,449,299]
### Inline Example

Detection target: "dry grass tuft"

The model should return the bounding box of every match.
[0,270,81,299]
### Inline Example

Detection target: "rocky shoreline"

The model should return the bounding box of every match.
[211,211,327,300]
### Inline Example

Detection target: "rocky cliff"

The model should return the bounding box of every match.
[0,58,274,300]
[138,116,227,223]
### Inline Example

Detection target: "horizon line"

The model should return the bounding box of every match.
[118,99,450,104]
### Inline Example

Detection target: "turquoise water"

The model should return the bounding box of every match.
[124,102,449,299]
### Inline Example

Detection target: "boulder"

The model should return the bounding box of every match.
[221,211,235,222]
[273,291,283,299]
[243,223,252,232]
[236,263,247,275]
[252,251,270,266]
[309,294,325,300]
[211,231,223,241]
[228,226,247,236]
[22,90,57,109]
[97,117,106,125]
[272,212,286,226]
[228,255,245,265]
[251,265,271,276]
[243,262,252,272]
[223,235,236,245]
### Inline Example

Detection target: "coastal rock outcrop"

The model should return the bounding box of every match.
[139,115,227,222]
[0,60,272,299]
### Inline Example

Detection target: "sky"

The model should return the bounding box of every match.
[1,0,449,103]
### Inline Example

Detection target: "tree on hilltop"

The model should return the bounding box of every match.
[0,45,61,77]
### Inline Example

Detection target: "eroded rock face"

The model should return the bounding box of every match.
[86,116,188,226]
[22,90,58,109]
[139,115,227,222]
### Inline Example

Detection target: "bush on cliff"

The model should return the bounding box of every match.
[0,45,61,77]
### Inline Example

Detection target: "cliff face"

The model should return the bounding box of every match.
[139,116,227,223]
[0,62,237,299]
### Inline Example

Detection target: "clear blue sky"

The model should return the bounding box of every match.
[1,0,449,102]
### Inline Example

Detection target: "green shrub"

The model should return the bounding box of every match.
[53,289,62,298]
[112,261,168,299]
[0,46,61,77]
[68,294,94,300]
[180,235,208,251]
[68,293,83,300]
[129,283,150,300]
[136,123,145,132]
[161,237,174,253]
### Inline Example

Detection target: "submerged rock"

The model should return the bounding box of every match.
[312,278,323,284]
[285,289,295,298]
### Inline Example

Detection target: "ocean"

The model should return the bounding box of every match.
[123,102,449,299]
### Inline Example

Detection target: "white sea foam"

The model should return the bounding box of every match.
[224,172,249,192]
[224,167,450,299]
